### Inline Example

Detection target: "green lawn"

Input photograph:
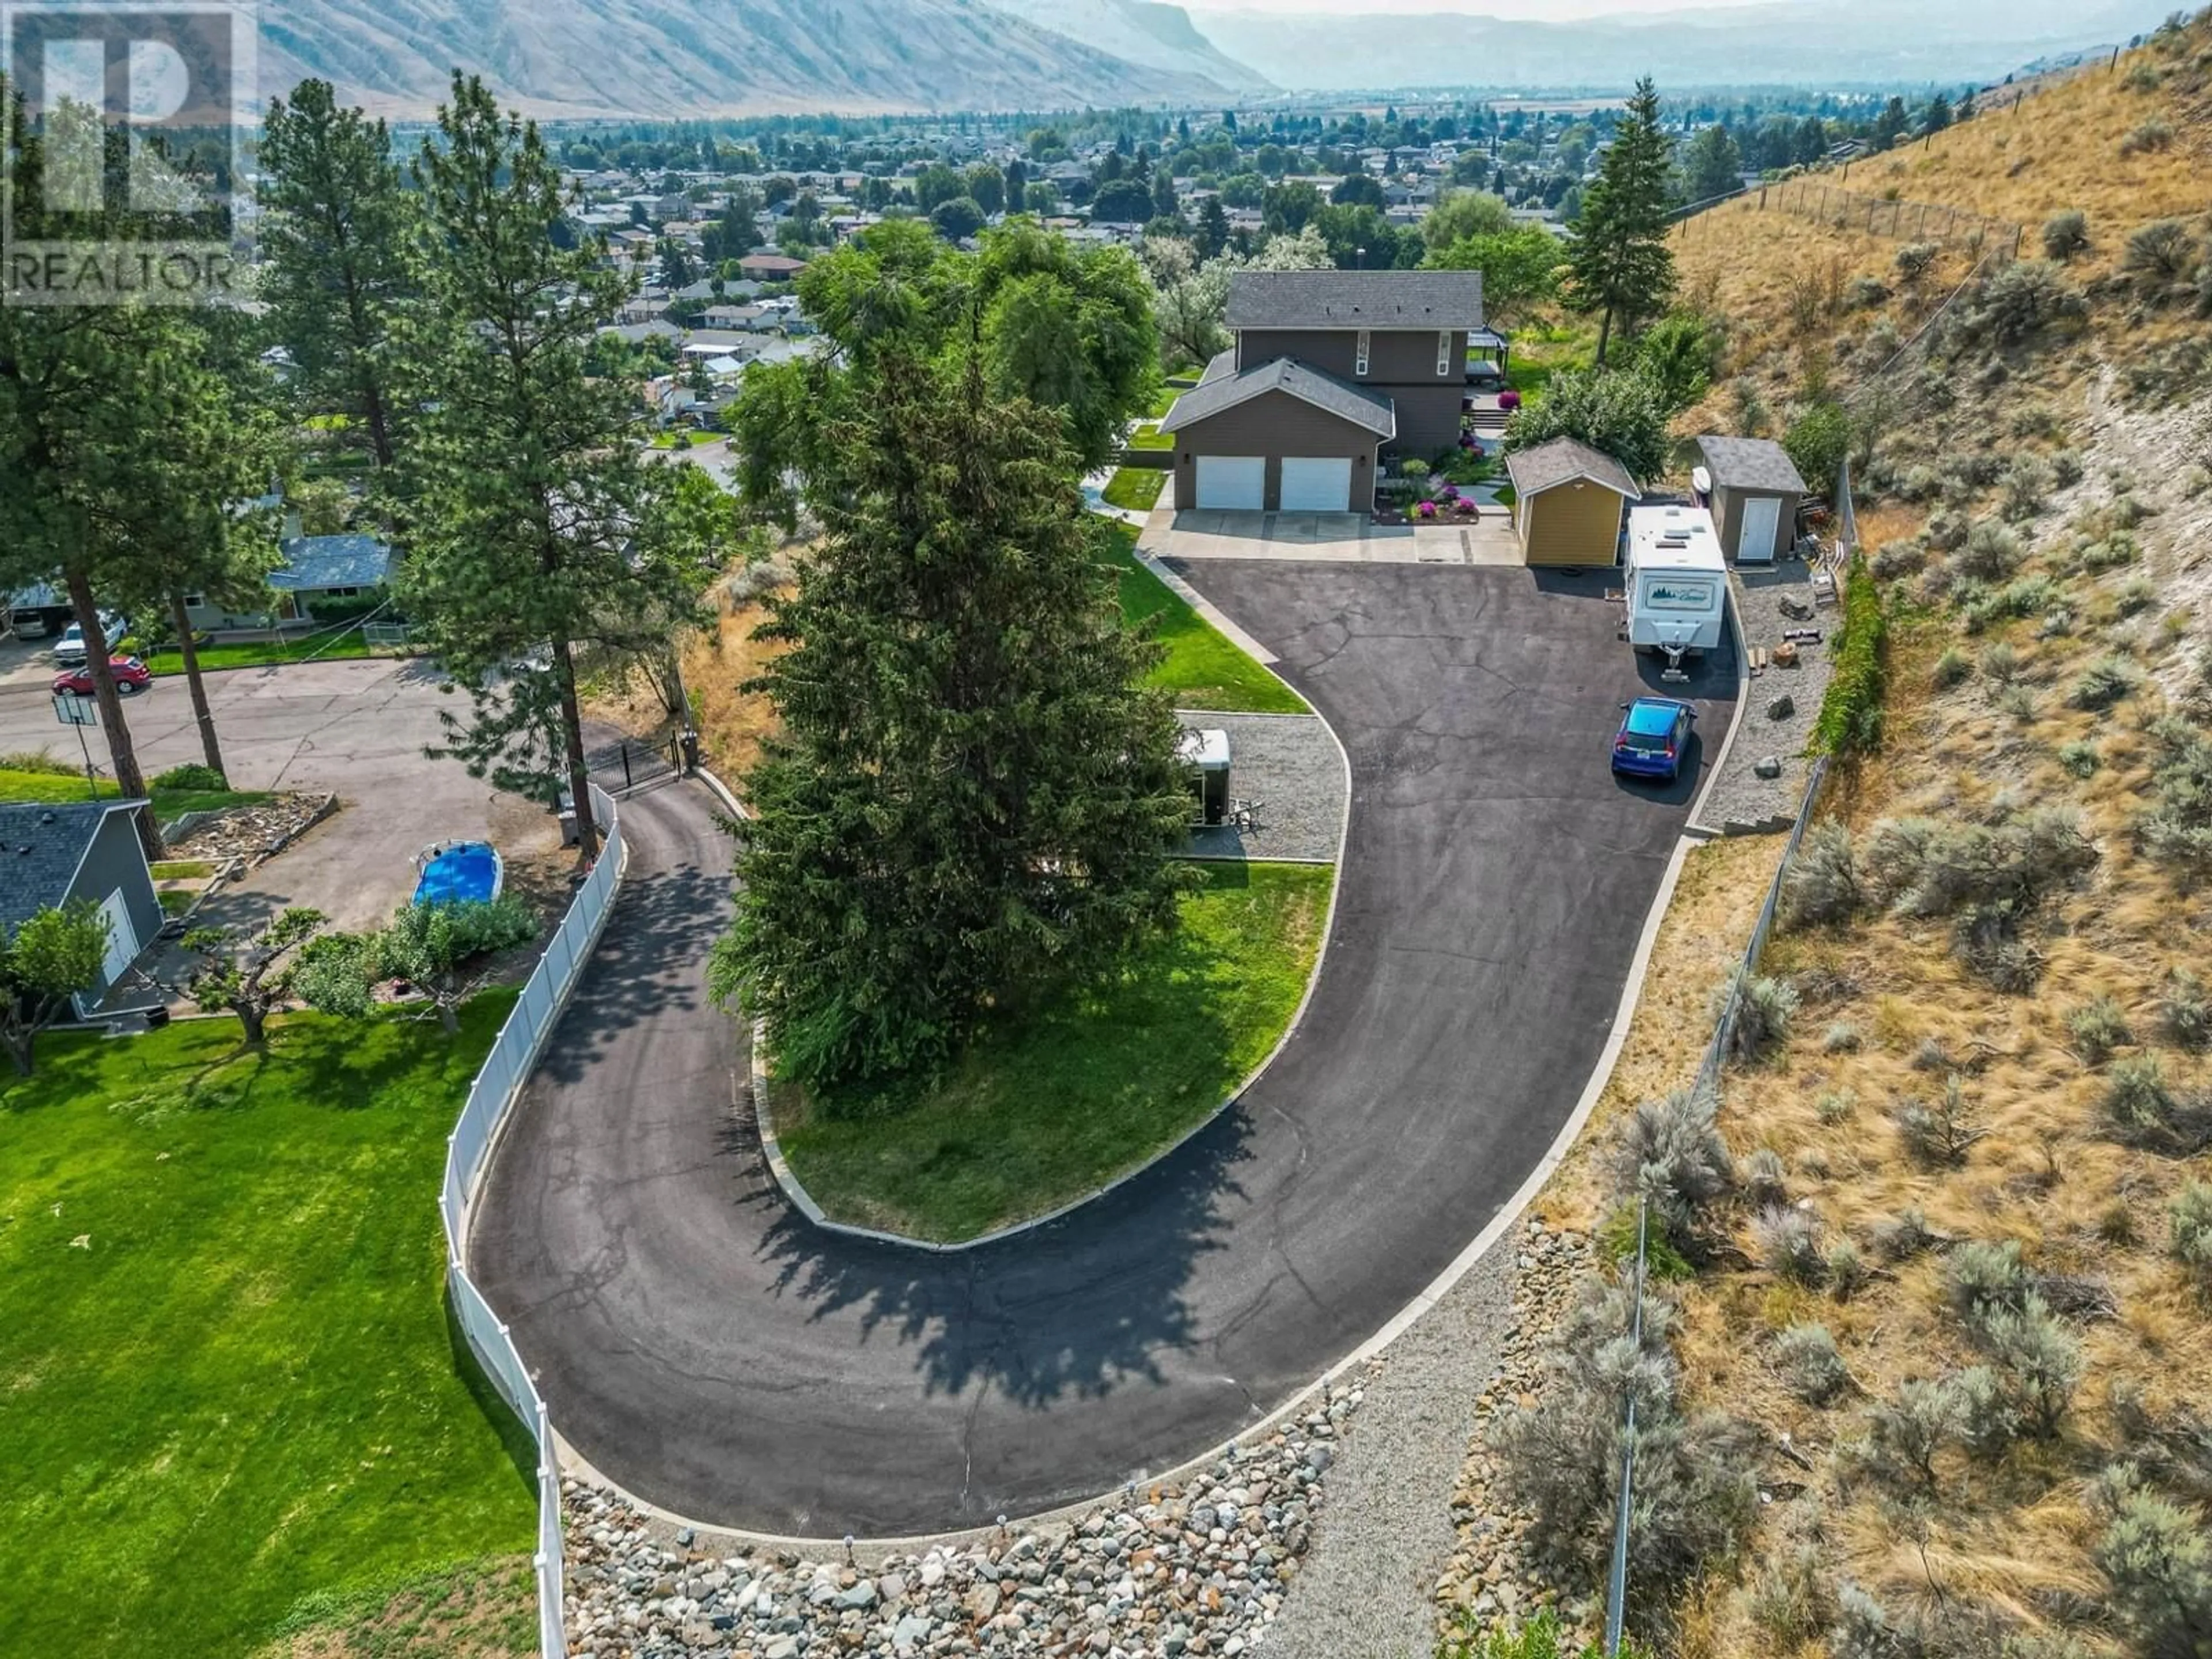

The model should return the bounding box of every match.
[1146,385,1180,418]
[0,766,272,821]
[150,858,215,880]
[1103,467,1167,513]
[1101,524,1307,714]
[0,996,536,1658]
[141,628,409,675]
[1127,423,1173,452]
[778,861,1333,1242]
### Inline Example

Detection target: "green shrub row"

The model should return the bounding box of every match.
[1812,553,1887,755]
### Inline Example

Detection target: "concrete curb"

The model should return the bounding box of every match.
[1132,546,1285,672]
[1686,582,1754,838]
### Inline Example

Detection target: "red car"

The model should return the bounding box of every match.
[52,656,153,696]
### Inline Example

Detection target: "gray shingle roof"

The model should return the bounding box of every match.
[1505,435,1641,499]
[1697,434,1808,495]
[0,801,139,933]
[271,535,393,593]
[1225,270,1484,331]
[1160,356,1397,440]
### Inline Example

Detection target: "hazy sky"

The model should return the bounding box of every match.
[1196,0,1772,17]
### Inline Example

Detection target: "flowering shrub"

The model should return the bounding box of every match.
[1498,389,1522,411]
[1415,499,1438,518]
[1453,497,1479,517]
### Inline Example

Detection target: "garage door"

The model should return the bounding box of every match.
[1195,456,1265,510]
[1279,456,1351,512]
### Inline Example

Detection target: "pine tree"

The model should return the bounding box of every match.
[259,80,417,469]
[392,76,712,861]
[711,350,1193,1092]
[1565,78,1676,365]
[1873,96,1910,151]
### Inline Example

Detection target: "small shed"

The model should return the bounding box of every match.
[1695,435,1807,565]
[0,800,162,1007]
[1503,435,1640,567]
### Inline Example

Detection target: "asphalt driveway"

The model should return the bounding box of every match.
[469,562,1734,1537]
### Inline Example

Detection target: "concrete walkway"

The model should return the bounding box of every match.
[1142,506,1524,566]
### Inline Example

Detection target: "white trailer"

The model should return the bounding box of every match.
[1625,504,1728,679]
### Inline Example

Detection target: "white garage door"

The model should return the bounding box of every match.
[1195,455,1265,510]
[1279,456,1352,512]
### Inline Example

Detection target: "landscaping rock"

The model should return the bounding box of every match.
[1766,694,1795,721]
[1753,753,1784,779]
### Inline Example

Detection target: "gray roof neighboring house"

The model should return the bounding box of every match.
[270,535,393,592]
[0,800,145,932]
[1224,269,1484,331]
[1505,435,1641,499]
[1696,434,1808,495]
[1161,356,1398,441]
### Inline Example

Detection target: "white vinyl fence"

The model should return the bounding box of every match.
[441,783,623,1659]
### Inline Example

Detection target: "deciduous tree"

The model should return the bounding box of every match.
[183,907,335,1046]
[1,903,109,1075]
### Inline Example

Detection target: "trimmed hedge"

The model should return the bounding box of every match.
[1812,552,1888,754]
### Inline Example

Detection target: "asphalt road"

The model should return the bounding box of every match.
[469,563,1736,1537]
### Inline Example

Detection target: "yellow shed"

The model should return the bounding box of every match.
[1505,435,1641,567]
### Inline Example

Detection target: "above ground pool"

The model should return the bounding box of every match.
[412,840,504,907]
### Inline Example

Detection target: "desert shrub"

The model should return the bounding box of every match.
[1981,1294,2082,1436]
[2041,209,2089,262]
[2071,655,2142,710]
[1744,1544,1836,1645]
[2119,117,2176,156]
[1859,809,2096,918]
[1948,1238,2031,1325]
[1950,521,2024,582]
[1895,242,1938,285]
[1961,574,2064,633]
[2124,217,2196,297]
[2122,60,2164,90]
[1612,1085,1735,1249]
[1823,1021,1863,1054]
[1744,1146,1789,1208]
[1955,900,2046,991]
[1931,646,1973,690]
[2081,529,2141,570]
[2070,997,2134,1065]
[1439,1609,1653,1659]
[1830,1582,1907,1659]
[2002,456,2052,521]
[1846,274,1891,309]
[2138,718,2212,878]
[1816,1089,1856,1124]
[1827,1237,1870,1301]
[1981,641,2022,683]
[1490,1279,1759,1600]
[2039,603,2077,641]
[1896,463,1944,503]
[2058,739,2100,778]
[2052,451,2085,488]
[151,762,226,791]
[1870,539,1928,579]
[2169,1181,2212,1290]
[2093,1467,2212,1659]
[1853,1378,1963,1494]
[2103,1054,2212,1152]
[1757,1205,1828,1284]
[1775,1321,1850,1404]
[1894,1073,1987,1166]
[2101,1200,2142,1247]
[1721,967,1798,1062]
[1813,555,1888,755]
[2112,575,2157,617]
[724,555,794,604]
[1953,1364,2020,1460]
[2158,968,2210,1050]
[1874,1206,1937,1260]
[1958,260,2085,347]
[1783,822,1862,928]
[1924,509,1970,552]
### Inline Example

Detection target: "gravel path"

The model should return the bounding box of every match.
[1259,1243,1517,1659]
[1179,711,1345,863]
[1698,559,1835,834]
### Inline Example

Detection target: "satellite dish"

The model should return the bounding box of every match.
[1690,465,1712,497]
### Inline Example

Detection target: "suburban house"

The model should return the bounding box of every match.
[0,800,162,1009]
[184,533,395,633]
[1696,435,1807,564]
[1160,270,1485,513]
[736,252,808,282]
[1503,436,1641,566]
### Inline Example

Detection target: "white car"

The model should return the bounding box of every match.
[51,612,129,667]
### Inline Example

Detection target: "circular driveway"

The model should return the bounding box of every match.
[469,563,1736,1537]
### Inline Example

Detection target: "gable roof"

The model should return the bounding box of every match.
[0,800,144,933]
[1696,434,1808,495]
[1504,434,1640,500]
[271,535,392,593]
[1225,270,1484,331]
[1160,355,1397,441]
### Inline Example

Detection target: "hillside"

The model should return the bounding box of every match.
[989,0,1267,92]
[256,0,1247,119]
[1519,20,2212,1659]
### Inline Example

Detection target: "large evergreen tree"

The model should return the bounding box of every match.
[393,76,711,861]
[1564,78,1676,365]
[711,351,1192,1092]
[259,80,417,468]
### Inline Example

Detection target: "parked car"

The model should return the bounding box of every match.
[1612,697,1695,782]
[51,612,129,666]
[52,656,152,696]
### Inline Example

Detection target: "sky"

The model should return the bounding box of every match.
[1194,0,1774,17]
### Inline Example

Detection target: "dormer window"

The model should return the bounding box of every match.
[1437,330,1453,376]
[1355,329,1370,376]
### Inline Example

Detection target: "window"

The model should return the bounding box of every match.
[1437,330,1453,376]
[325,586,359,599]
[182,593,204,608]
[1354,329,1369,376]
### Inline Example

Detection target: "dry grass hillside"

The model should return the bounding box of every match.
[1525,17,2212,1659]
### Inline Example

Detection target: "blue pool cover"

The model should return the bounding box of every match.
[414,842,500,907]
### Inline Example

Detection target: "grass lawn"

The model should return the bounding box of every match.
[1103,467,1167,513]
[1127,423,1173,452]
[141,628,410,675]
[1146,385,1180,418]
[150,858,215,880]
[0,766,273,820]
[157,889,194,916]
[0,995,536,1658]
[778,861,1333,1242]
[1100,524,1306,714]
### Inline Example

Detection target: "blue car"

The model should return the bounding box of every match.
[1613,696,1696,782]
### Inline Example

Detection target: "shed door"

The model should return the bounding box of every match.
[1279,457,1352,512]
[1737,494,1781,563]
[96,888,138,986]
[1195,456,1265,510]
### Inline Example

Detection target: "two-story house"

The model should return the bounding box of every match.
[1160,270,1484,514]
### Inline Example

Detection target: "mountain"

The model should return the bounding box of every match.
[987,0,1267,93]
[257,0,1245,118]
[1187,0,2166,89]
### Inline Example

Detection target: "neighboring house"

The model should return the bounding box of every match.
[1696,435,1806,564]
[184,534,395,632]
[736,252,808,282]
[1504,436,1641,567]
[0,800,162,1008]
[1160,270,1484,514]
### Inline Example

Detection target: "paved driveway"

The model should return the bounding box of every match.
[469,562,1734,1537]
[1142,506,1525,566]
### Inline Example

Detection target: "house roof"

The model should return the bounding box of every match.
[1160,355,1397,441]
[271,535,393,593]
[0,800,143,933]
[1504,435,1640,499]
[1224,270,1484,331]
[1696,434,1807,495]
